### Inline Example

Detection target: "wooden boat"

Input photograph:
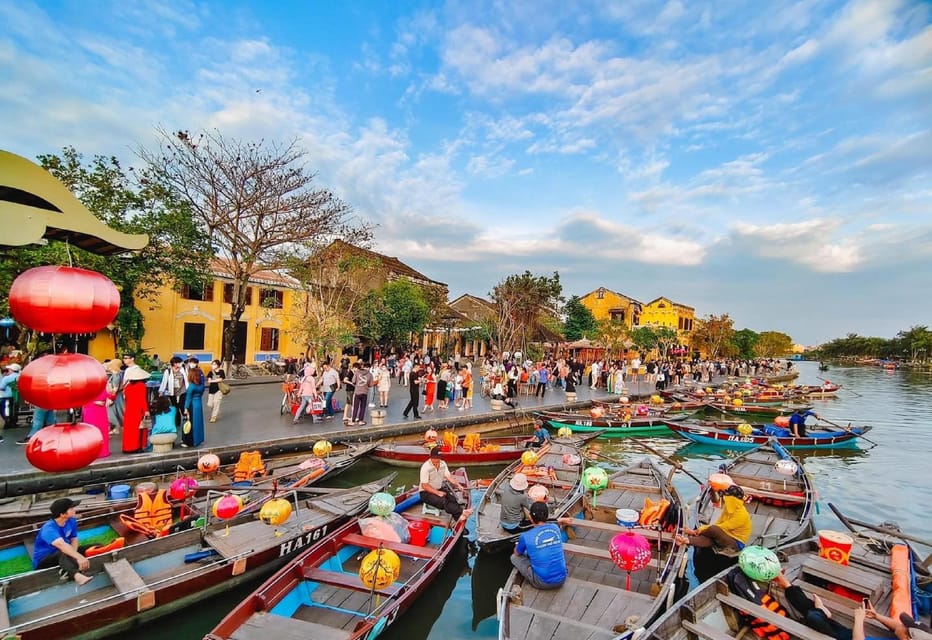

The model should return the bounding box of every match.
[691,441,815,582]
[700,402,811,420]
[0,441,380,528]
[638,508,930,640]
[369,431,601,468]
[790,383,841,398]
[664,421,871,449]
[760,371,800,384]
[537,410,683,436]
[205,468,471,640]
[496,458,688,640]
[0,475,396,640]
[475,441,585,550]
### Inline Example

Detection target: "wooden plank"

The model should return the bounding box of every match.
[301,567,399,597]
[800,556,885,600]
[562,542,663,572]
[229,611,352,640]
[104,558,147,594]
[682,619,739,640]
[716,592,836,640]
[509,604,616,639]
[341,532,436,559]
[561,518,676,542]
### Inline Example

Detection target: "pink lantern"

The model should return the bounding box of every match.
[212,494,244,520]
[169,477,199,501]
[9,266,120,334]
[609,531,653,590]
[25,422,103,472]
[18,353,107,409]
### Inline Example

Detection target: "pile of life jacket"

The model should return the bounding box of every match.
[233,450,266,482]
[119,488,175,538]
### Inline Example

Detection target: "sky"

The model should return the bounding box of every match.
[1,0,930,346]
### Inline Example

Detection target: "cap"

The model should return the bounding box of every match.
[510,473,529,491]
[429,447,442,459]
[50,497,80,517]
[901,614,932,635]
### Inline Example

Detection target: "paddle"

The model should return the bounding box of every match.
[817,416,879,447]
[817,376,862,397]
[828,502,932,560]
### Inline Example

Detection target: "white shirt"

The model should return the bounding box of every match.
[419,459,450,490]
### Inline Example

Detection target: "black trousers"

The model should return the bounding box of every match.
[36,544,92,577]
[419,488,463,519]
[403,387,421,417]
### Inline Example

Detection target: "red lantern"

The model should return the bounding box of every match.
[18,353,107,409]
[169,477,199,500]
[9,266,120,334]
[25,422,103,472]
[212,494,243,520]
[609,531,653,590]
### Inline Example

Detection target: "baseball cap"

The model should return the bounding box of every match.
[429,447,442,458]
[50,497,81,517]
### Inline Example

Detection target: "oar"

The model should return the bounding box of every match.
[625,439,705,485]
[817,417,879,447]
[828,503,932,551]
[817,376,862,397]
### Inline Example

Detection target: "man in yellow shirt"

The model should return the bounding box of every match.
[678,485,752,550]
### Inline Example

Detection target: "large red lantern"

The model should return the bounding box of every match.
[18,353,107,409]
[9,266,120,334]
[25,422,103,472]
[609,531,653,590]
[169,477,199,501]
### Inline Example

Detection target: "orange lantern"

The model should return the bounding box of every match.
[198,453,221,474]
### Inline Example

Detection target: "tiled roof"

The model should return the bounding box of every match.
[327,240,447,288]
[209,257,300,288]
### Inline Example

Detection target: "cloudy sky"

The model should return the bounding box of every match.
[2,0,930,345]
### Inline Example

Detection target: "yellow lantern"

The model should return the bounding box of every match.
[650,394,663,405]
[259,498,293,526]
[359,549,401,590]
[733,398,743,407]
[737,423,753,436]
[705,387,713,394]
[521,450,538,467]
[313,440,332,457]
[557,426,573,438]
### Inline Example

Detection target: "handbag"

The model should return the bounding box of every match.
[218,381,231,395]
[182,420,192,434]
[141,415,153,430]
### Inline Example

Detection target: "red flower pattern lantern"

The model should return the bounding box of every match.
[25,422,103,472]
[9,266,120,334]
[169,477,199,501]
[609,531,653,590]
[18,353,107,410]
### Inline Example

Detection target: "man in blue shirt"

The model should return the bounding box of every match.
[33,498,93,585]
[789,408,820,438]
[512,502,566,590]
[524,420,551,449]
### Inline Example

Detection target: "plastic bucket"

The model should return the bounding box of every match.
[109,484,131,500]
[615,508,639,528]
[408,520,430,547]
[818,530,854,565]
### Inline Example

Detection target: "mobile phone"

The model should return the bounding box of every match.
[862,598,869,607]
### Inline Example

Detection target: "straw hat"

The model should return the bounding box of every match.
[509,473,529,491]
[104,359,122,374]
[122,365,150,382]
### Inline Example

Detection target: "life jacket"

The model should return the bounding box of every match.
[726,567,791,640]
[639,497,670,526]
[233,450,266,482]
[442,431,458,452]
[119,488,174,538]
[463,433,481,452]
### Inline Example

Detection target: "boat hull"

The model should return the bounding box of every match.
[665,422,869,449]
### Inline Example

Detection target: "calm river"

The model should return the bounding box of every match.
[137,361,932,640]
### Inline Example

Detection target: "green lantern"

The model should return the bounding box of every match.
[368,492,396,517]
[738,545,781,582]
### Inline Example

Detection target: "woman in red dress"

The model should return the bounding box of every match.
[121,363,150,453]
[423,365,437,413]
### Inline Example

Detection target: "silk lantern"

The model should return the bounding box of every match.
[18,353,107,409]
[198,454,221,474]
[738,545,781,581]
[259,498,293,527]
[169,477,199,500]
[9,266,120,334]
[368,492,396,517]
[313,440,332,458]
[583,466,608,506]
[359,548,401,590]
[609,531,653,590]
[212,494,243,520]
[25,422,103,472]
[557,426,573,438]
[521,450,538,467]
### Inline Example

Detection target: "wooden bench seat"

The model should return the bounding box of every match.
[717,592,835,640]
[230,611,351,640]
[681,619,739,640]
[104,558,147,595]
[559,518,677,543]
[562,542,663,570]
[342,532,436,559]
[799,556,885,601]
[301,567,399,597]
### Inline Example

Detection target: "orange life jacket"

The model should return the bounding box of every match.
[639,497,670,526]
[748,593,790,640]
[463,433,481,452]
[233,450,266,482]
[119,488,174,538]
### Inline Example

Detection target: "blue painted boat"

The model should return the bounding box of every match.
[665,421,870,449]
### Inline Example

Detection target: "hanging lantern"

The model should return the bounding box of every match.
[259,498,293,526]
[313,440,332,458]
[528,485,549,502]
[359,549,401,590]
[557,426,573,438]
[737,423,753,436]
[774,459,799,476]
[9,266,120,334]
[424,428,438,442]
[738,545,781,582]
[733,398,743,407]
[169,477,199,500]
[521,450,538,467]
[25,422,103,472]
[368,492,396,517]
[582,466,609,506]
[212,494,244,520]
[590,406,605,418]
[18,353,107,409]
[198,453,221,474]
[609,531,653,590]
[650,394,663,405]
[774,416,790,428]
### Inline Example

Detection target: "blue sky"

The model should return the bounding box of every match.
[1,0,930,345]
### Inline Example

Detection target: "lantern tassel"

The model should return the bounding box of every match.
[626,571,631,591]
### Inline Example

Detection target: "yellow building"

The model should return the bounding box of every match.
[639,296,695,347]
[578,287,642,328]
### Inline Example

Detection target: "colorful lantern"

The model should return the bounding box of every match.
[359,549,401,590]
[169,477,199,500]
[9,266,120,334]
[212,494,244,520]
[583,466,608,491]
[609,531,653,589]
[774,459,799,476]
[424,428,438,442]
[650,394,663,405]
[25,422,103,472]
[259,498,293,526]
[636,404,649,416]
[708,473,733,492]
[556,426,573,438]
[313,439,332,457]
[774,416,790,428]
[521,450,538,467]
[737,423,753,436]
[619,396,629,404]
[197,453,221,474]
[18,353,107,410]
[528,485,549,502]
[733,398,743,407]
[738,545,781,581]
[590,406,605,418]
[368,492,396,517]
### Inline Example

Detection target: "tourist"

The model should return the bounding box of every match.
[452,366,464,408]
[590,360,601,389]
[158,356,187,432]
[535,363,549,398]
[206,359,226,423]
[418,448,472,522]
[462,363,473,410]
[340,359,355,423]
[376,360,391,408]
[32,498,93,585]
[677,485,751,550]
[499,473,532,533]
[121,359,151,453]
[350,361,372,425]
[182,358,205,447]
[104,358,124,434]
[438,364,451,409]
[82,376,110,458]
[514,502,567,590]
[423,365,437,413]
[320,361,340,419]
[292,366,318,424]
[0,362,21,440]
[403,362,423,419]
[148,396,178,448]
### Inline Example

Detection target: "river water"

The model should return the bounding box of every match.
[137,361,932,639]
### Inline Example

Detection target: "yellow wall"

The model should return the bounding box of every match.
[578,288,639,329]
[640,297,695,346]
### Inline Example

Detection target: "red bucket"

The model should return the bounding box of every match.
[408,520,430,547]
[818,530,853,565]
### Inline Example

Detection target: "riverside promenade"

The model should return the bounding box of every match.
[0,372,680,495]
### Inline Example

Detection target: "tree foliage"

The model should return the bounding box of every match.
[353,279,430,348]
[138,128,371,362]
[813,327,932,362]
[563,296,598,341]
[628,326,659,354]
[730,328,760,360]
[691,314,736,360]
[489,271,563,353]
[754,331,794,357]
[594,319,630,361]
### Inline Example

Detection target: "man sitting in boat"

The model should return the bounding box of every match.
[419,447,473,523]
[677,485,751,551]
[32,498,93,585]
[524,421,551,449]
[511,502,567,590]
[789,408,820,438]
[499,472,532,534]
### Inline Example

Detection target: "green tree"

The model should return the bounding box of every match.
[691,314,735,359]
[594,319,629,361]
[353,279,430,349]
[628,326,659,355]
[755,331,794,357]
[731,328,760,360]
[489,271,563,354]
[653,326,679,359]
[563,296,598,340]
[893,325,932,362]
